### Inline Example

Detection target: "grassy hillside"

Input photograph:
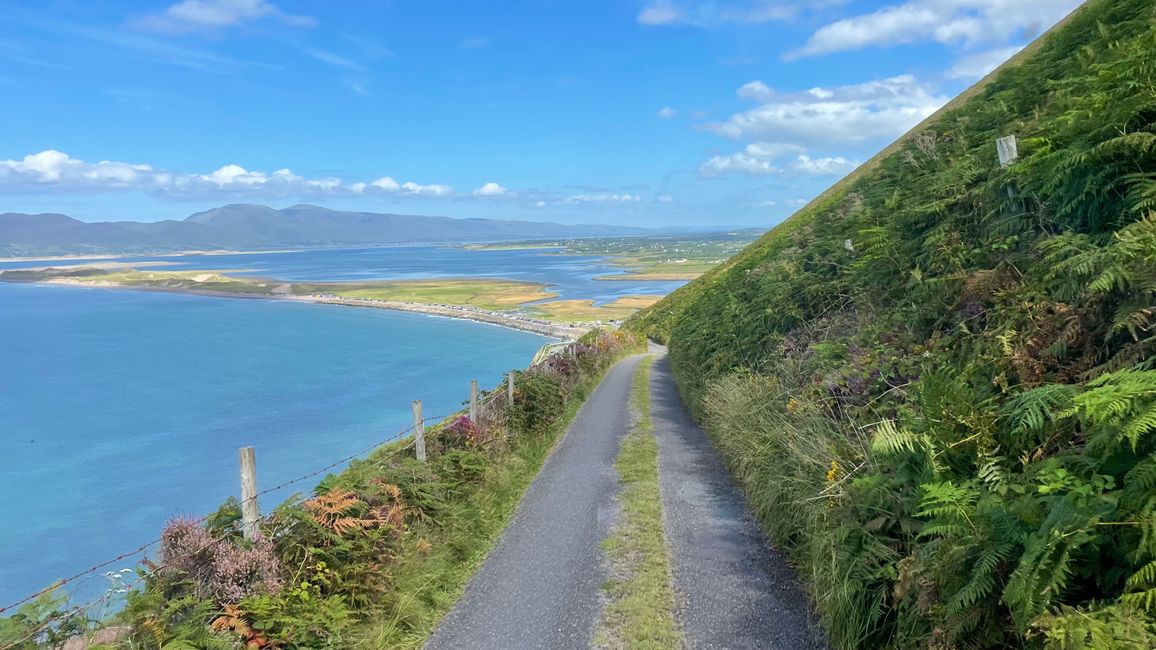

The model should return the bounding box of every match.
[626,0,1156,647]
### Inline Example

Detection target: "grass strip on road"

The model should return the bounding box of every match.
[597,356,682,650]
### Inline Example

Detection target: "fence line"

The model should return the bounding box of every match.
[0,414,451,617]
[1,336,585,647]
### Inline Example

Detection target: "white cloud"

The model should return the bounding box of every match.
[947,44,1024,79]
[791,154,858,175]
[0,150,465,200]
[637,0,830,27]
[565,193,642,203]
[700,142,802,176]
[657,195,674,203]
[787,198,810,207]
[473,182,508,196]
[700,142,856,177]
[401,181,452,196]
[657,106,677,119]
[638,3,683,25]
[203,163,268,186]
[791,0,1081,59]
[0,150,157,188]
[370,176,400,191]
[737,80,774,102]
[138,0,315,33]
[705,74,946,145]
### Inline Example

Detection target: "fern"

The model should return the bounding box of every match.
[1035,604,1156,649]
[948,542,1016,615]
[870,420,932,459]
[1009,385,1077,434]
[1068,368,1156,449]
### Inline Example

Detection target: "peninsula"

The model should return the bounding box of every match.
[0,266,662,339]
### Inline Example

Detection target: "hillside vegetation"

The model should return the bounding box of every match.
[0,333,643,649]
[627,0,1156,647]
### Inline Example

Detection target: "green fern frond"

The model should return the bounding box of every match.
[1120,587,1156,614]
[1124,403,1156,446]
[1125,455,1156,492]
[1068,368,1156,449]
[948,542,1015,614]
[1006,384,1077,435]
[870,420,931,458]
[1127,559,1156,589]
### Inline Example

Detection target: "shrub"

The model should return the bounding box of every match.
[159,518,284,603]
[625,1,1156,646]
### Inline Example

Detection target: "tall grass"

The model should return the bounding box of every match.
[702,373,893,648]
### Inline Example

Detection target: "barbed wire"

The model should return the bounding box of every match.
[1,341,584,648]
[0,413,455,617]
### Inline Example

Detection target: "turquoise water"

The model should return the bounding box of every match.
[0,245,687,305]
[0,281,550,605]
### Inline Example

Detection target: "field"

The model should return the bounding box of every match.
[294,279,557,311]
[466,232,761,282]
[0,267,667,325]
[530,295,665,323]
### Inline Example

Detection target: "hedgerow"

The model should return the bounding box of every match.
[626,1,1156,647]
[1,330,643,650]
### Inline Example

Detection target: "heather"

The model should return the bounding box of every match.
[626,0,1156,646]
[1,330,643,649]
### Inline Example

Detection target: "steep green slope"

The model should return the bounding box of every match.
[626,0,1156,647]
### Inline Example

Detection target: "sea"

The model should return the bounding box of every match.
[0,246,685,606]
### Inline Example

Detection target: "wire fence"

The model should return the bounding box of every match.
[1,337,585,649]
[0,413,456,649]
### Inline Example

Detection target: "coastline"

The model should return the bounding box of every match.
[0,248,306,264]
[21,278,591,340]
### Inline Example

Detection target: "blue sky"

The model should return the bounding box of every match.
[0,0,1082,227]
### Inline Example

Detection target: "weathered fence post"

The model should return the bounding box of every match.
[238,446,259,542]
[507,372,515,407]
[469,380,478,423]
[413,400,426,462]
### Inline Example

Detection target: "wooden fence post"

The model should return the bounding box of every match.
[507,372,515,407]
[238,447,259,542]
[413,400,426,462]
[469,380,478,423]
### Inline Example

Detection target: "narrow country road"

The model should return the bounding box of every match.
[650,352,826,649]
[425,354,645,650]
[426,350,824,649]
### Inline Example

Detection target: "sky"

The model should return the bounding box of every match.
[0,0,1083,227]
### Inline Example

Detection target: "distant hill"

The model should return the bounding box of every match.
[0,204,656,256]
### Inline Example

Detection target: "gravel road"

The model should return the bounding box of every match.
[650,352,827,649]
[425,354,644,650]
[425,349,825,649]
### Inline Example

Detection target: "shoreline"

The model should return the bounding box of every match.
[0,248,307,263]
[18,278,591,340]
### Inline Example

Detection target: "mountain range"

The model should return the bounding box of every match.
[0,204,656,256]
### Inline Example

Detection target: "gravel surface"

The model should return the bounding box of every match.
[425,355,644,650]
[650,352,827,649]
